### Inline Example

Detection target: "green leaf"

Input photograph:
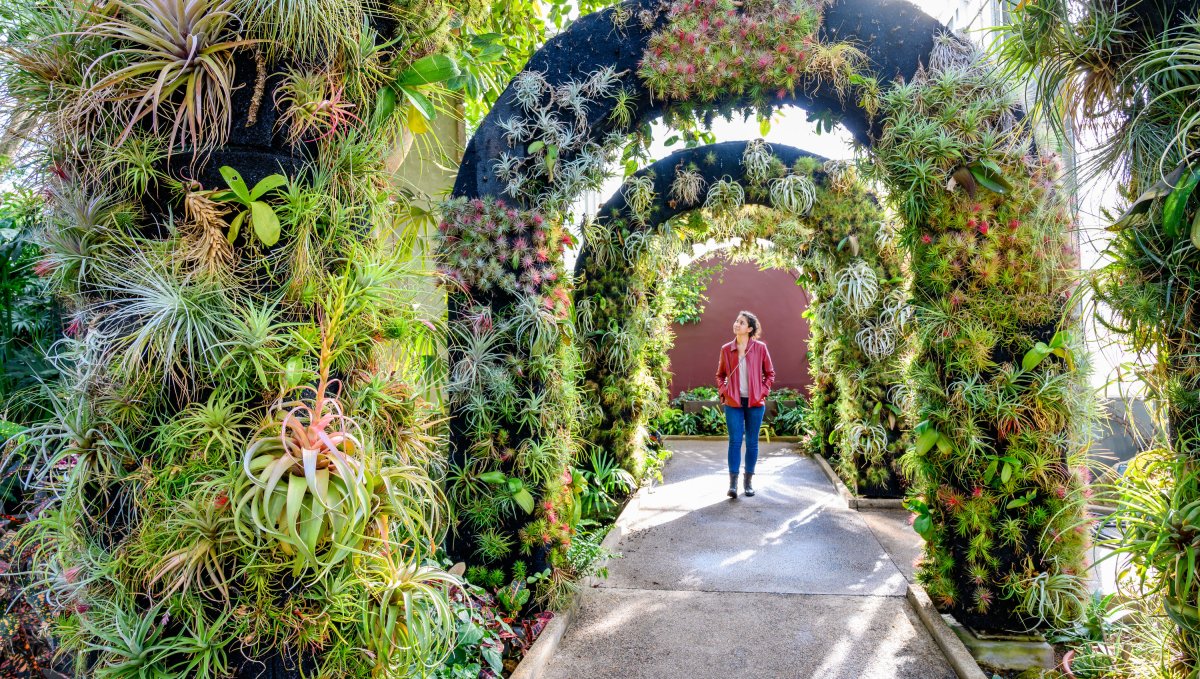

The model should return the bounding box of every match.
[968,161,1011,195]
[1191,208,1200,249]
[935,435,953,455]
[250,174,287,201]
[396,54,460,86]
[479,471,506,485]
[985,459,998,484]
[218,166,251,203]
[374,86,398,126]
[1112,164,1185,229]
[399,86,436,121]
[513,488,535,514]
[227,210,245,243]
[759,116,771,136]
[1022,343,1051,372]
[913,514,933,539]
[1000,461,1012,484]
[915,427,939,455]
[1163,166,1200,238]
[528,140,545,154]
[250,201,280,246]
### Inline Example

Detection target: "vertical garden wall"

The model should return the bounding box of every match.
[448,0,1093,633]
[1001,0,1200,669]
[0,1,541,676]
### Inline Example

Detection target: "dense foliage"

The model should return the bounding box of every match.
[1001,0,1200,671]
[871,37,1093,631]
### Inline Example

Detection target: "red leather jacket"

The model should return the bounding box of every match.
[715,339,775,407]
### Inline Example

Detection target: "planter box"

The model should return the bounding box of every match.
[679,399,798,417]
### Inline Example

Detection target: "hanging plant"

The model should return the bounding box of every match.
[741,139,774,185]
[624,174,657,224]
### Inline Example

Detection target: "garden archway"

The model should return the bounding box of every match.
[571,139,910,498]
[444,0,1091,633]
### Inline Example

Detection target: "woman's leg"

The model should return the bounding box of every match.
[744,405,766,475]
[725,405,745,473]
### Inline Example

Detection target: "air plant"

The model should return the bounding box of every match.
[275,69,363,144]
[670,165,705,206]
[512,70,550,111]
[585,65,623,98]
[704,176,745,214]
[834,259,879,314]
[555,78,590,128]
[741,139,774,184]
[498,116,532,147]
[623,174,657,224]
[855,319,897,361]
[768,174,816,215]
[84,0,256,156]
[143,490,238,602]
[233,0,364,62]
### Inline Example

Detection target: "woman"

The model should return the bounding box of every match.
[715,311,775,498]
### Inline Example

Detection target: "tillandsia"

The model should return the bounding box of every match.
[834,259,880,314]
[670,164,705,206]
[741,139,774,185]
[623,174,657,224]
[768,174,817,215]
[704,176,745,215]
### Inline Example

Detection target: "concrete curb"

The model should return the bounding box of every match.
[508,484,649,679]
[663,435,804,442]
[906,583,990,679]
[811,453,906,510]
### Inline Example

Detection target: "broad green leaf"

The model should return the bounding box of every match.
[1000,462,1012,484]
[969,162,1010,194]
[250,174,287,200]
[513,488,535,514]
[935,434,953,455]
[250,201,280,246]
[1192,208,1200,249]
[400,86,436,121]
[528,140,545,154]
[227,210,245,243]
[218,166,251,203]
[759,116,771,136]
[913,514,933,539]
[374,86,398,126]
[396,54,460,87]
[479,471,506,484]
[1022,343,1051,372]
[408,104,431,134]
[1164,166,1200,238]
[915,428,939,455]
[1112,164,1185,229]
[985,459,998,484]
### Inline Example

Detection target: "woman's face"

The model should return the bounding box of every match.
[732,315,750,336]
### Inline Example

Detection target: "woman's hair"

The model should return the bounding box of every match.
[738,310,762,339]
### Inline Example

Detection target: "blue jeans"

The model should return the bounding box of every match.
[725,397,765,474]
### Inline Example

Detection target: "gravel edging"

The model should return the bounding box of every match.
[508,482,649,679]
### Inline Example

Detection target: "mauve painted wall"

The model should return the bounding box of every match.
[667,257,813,398]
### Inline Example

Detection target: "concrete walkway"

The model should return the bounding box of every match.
[543,441,956,679]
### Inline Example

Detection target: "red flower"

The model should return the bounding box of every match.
[1009,219,1020,229]
[758,55,772,69]
[921,234,932,244]
[978,222,989,236]
[215,493,229,509]
[971,487,984,499]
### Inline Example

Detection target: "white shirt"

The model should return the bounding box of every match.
[738,349,749,398]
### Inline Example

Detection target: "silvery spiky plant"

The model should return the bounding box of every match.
[855,319,897,361]
[555,78,590,128]
[585,65,623,98]
[513,70,550,111]
[834,259,880,314]
[741,139,774,184]
[768,174,816,215]
[498,116,532,147]
[670,166,705,206]
[624,175,656,224]
[843,421,889,464]
[493,153,523,181]
[704,176,745,215]
[880,289,912,327]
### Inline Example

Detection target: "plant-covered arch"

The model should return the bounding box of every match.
[446,0,1093,634]
[572,139,910,496]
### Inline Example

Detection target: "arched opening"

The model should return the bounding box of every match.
[444,0,1090,634]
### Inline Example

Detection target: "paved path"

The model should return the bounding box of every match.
[544,441,956,679]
